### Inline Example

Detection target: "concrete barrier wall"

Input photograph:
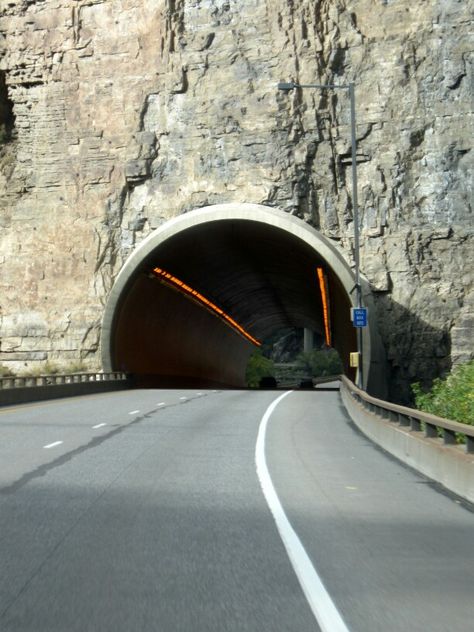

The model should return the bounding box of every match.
[0,379,130,407]
[340,382,474,504]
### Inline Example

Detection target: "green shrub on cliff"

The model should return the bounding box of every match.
[411,360,474,426]
[246,350,275,388]
[0,364,15,377]
[296,348,343,378]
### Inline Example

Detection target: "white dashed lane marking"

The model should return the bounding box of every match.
[93,423,107,429]
[43,441,63,449]
[128,410,140,415]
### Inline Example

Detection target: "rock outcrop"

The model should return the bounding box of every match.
[0,0,472,400]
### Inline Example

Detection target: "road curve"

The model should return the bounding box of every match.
[0,388,472,631]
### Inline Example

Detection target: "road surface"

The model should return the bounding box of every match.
[0,387,473,631]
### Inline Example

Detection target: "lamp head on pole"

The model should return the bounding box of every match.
[277,81,297,91]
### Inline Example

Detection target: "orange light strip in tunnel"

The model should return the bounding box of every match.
[317,267,332,347]
[152,266,261,347]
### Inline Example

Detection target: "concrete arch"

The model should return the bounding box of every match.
[101,203,386,394]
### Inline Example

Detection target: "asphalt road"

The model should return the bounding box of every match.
[0,387,472,631]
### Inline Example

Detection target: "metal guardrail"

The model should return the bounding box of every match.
[341,375,474,454]
[0,372,127,390]
[313,375,341,385]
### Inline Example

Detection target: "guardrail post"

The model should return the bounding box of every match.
[398,414,410,427]
[379,407,388,420]
[425,423,438,438]
[466,436,474,454]
[443,429,457,445]
[410,417,422,432]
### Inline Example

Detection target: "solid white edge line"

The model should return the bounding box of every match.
[43,441,63,449]
[255,391,350,632]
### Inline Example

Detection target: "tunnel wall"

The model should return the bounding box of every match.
[115,275,254,387]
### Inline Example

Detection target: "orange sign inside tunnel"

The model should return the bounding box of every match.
[317,267,332,347]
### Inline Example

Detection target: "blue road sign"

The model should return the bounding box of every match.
[352,307,368,327]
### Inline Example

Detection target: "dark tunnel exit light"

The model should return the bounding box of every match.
[151,267,262,347]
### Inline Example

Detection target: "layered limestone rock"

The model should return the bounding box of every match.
[0,0,472,400]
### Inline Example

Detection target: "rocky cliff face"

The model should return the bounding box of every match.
[0,0,472,400]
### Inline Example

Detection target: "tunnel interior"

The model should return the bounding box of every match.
[108,218,357,387]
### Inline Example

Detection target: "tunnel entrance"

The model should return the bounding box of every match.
[101,204,386,394]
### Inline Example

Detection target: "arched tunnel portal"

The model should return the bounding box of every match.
[101,204,386,394]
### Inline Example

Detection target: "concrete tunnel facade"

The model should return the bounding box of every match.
[101,203,387,394]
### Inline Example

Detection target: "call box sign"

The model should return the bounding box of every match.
[351,307,368,327]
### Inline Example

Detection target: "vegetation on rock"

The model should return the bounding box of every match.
[296,348,343,378]
[246,350,275,388]
[411,360,474,426]
[0,360,92,378]
[0,364,15,377]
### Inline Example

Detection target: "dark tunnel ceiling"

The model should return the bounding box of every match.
[136,219,347,342]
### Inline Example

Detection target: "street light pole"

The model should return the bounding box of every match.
[277,81,363,387]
